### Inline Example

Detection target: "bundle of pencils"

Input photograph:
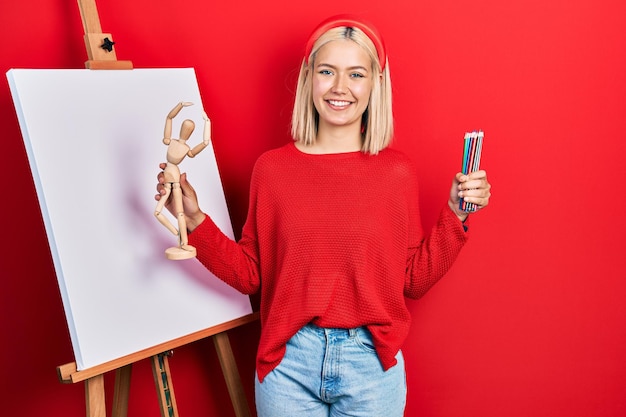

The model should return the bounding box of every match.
[460,130,484,212]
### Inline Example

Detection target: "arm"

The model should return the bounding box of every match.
[187,112,211,157]
[403,170,490,298]
[189,217,261,295]
[404,205,469,299]
[188,160,263,295]
[164,101,193,142]
[155,160,262,295]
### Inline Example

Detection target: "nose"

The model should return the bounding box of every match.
[332,74,348,94]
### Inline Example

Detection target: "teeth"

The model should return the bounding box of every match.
[328,100,351,107]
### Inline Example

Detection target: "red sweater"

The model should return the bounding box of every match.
[189,142,468,382]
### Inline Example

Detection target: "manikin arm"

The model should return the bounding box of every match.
[187,112,211,157]
[164,101,193,144]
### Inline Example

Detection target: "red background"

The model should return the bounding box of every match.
[2,1,625,416]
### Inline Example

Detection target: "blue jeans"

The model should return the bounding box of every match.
[255,323,407,417]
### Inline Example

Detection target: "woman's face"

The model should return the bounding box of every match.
[312,39,374,133]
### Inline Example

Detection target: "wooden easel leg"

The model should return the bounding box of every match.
[112,364,132,417]
[85,374,107,417]
[213,332,252,417]
[151,353,179,417]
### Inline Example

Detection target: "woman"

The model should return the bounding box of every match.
[156,14,491,417]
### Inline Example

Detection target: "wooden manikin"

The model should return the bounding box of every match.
[154,101,210,260]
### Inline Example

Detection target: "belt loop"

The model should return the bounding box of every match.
[349,328,357,338]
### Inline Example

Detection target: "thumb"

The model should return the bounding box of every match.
[179,172,190,191]
[179,172,196,197]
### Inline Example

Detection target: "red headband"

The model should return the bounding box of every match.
[304,14,387,71]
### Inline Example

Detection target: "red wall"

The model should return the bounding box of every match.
[2,1,625,416]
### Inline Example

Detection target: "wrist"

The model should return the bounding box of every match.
[187,212,206,233]
[448,200,469,223]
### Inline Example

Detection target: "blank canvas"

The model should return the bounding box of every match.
[7,68,253,371]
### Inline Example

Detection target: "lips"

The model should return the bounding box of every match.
[327,99,352,108]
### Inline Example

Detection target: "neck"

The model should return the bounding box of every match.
[309,122,362,154]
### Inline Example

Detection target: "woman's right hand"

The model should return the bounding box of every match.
[156,163,206,233]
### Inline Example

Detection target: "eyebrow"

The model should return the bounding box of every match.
[316,63,369,72]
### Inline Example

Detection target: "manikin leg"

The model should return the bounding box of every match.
[154,182,197,260]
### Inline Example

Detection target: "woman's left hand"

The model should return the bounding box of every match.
[448,170,491,222]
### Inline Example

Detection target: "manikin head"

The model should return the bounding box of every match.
[179,119,195,141]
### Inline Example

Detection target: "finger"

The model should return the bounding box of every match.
[157,163,167,184]
[466,170,487,181]
[155,185,167,203]
[461,172,490,190]
[460,179,485,191]
[453,173,467,190]
[155,185,166,201]
[460,187,491,206]
[179,173,195,195]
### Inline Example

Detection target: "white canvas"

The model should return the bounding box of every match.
[7,68,253,371]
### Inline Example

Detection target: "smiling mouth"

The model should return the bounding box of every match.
[327,100,352,108]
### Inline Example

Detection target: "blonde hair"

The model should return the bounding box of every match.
[291,26,394,154]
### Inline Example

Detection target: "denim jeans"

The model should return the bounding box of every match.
[255,323,407,417]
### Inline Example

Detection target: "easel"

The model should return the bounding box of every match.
[57,2,259,416]
[58,313,259,417]
[77,0,132,69]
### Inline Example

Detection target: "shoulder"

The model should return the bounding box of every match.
[255,142,295,166]
[249,142,296,183]
[374,147,418,178]
[378,146,413,162]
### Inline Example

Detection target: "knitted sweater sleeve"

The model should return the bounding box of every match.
[404,176,469,299]
[188,217,260,294]
[187,163,264,295]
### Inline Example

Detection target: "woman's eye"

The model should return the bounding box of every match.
[351,73,365,78]
[319,69,333,75]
